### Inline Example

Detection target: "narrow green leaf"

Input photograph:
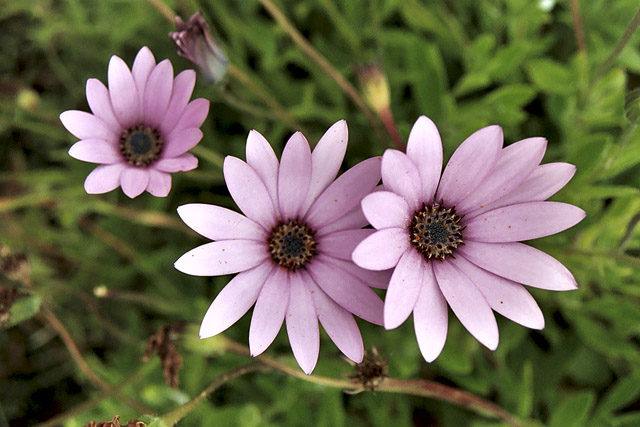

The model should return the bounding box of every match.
[594,371,640,419]
[526,59,575,95]
[4,295,41,328]
[549,391,596,427]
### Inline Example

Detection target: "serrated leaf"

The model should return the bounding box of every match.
[549,391,595,427]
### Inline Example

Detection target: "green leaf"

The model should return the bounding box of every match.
[594,371,640,419]
[526,58,575,95]
[549,391,596,427]
[624,88,640,124]
[4,295,41,328]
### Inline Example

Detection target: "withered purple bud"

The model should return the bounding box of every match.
[169,12,228,83]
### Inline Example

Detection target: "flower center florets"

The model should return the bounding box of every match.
[267,220,317,271]
[409,203,464,262]
[119,124,164,167]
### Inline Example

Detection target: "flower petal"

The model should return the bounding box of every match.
[249,268,290,356]
[154,153,198,172]
[317,229,375,260]
[69,139,121,164]
[480,163,577,213]
[278,132,312,220]
[86,78,120,130]
[464,201,585,243]
[108,55,140,128]
[381,149,422,211]
[146,169,172,197]
[60,110,117,142]
[224,156,278,230]
[406,116,443,202]
[361,191,411,229]
[316,203,369,236]
[413,264,448,362]
[305,157,381,229]
[199,262,274,338]
[161,70,196,134]
[352,228,409,271]
[173,98,210,130]
[120,167,150,198]
[84,163,125,194]
[384,249,424,329]
[436,125,503,206]
[174,240,268,276]
[321,256,392,289]
[163,128,204,158]
[300,120,348,215]
[246,130,280,212]
[307,255,384,325]
[307,276,363,363]
[131,46,156,102]
[450,256,544,329]
[143,59,174,128]
[459,241,578,291]
[433,261,499,350]
[286,272,320,374]
[177,203,267,241]
[456,137,547,214]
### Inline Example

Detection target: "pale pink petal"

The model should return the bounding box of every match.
[84,163,125,194]
[200,262,274,338]
[172,98,210,130]
[352,228,409,271]
[436,125,503,205]
[456,137,547,214]
[286,272,320,374]
[154,153,198,172]
[307,255,384,325]
[131,46,156,102]
[464,201,586,242]
[361,191,411,229]
[278,132,312,220]
[307,277,363,363]
[223,156,278,230]
[162,128,203,158]
[433,261,499,350]
[107,55,140,128]
[146,169,172,197]
[406,116,443,202]
[161,70,196,134]
[249,268,290,356]
[143,59,174,128]
[381,149,422,211]
[305,157,381,229]
[316,203,369,236]
[459,241,578,291]
[68,139,121,164]
[120,167,150,198]
[450,256,544,329]
[479,163,577,213]
[60,111,117,142]
[177,204,267,241]
[174,240,268,276]
[384,249,424,329]
[321,256,392,289]
[86,78,120,130]
[246,130,280,212]
[300,120,348,215]
[413,264,448,362]
[316,229,375,260]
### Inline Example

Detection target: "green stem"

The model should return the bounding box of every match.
[594,5,640,80]
[190,145,225,169]
[155,364,267,425]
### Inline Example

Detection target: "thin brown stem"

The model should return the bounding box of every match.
[257,0,388,146]
[569,0,587,53]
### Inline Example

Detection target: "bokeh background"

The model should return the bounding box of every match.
[2,0,640,425]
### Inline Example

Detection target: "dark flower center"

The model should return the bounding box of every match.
[120,125,164,167]
[409,203,464,261]
[267,220,316,271]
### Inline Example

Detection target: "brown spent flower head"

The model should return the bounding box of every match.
[0,244,30,287]
[143,322,185,389]
[83,415,146,427]
[347,347,388,392]
[169,11,228,83]
[0,286,21,326]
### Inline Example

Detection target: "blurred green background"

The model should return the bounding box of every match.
[2,0,640,425]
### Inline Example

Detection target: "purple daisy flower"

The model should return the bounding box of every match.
[60,46,210,198]
[352,116,585,362]
[175,121,387,374]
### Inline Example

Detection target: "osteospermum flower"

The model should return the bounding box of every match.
[175,121,387,374]
[352,116,585,362]
[60,46,209,198]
